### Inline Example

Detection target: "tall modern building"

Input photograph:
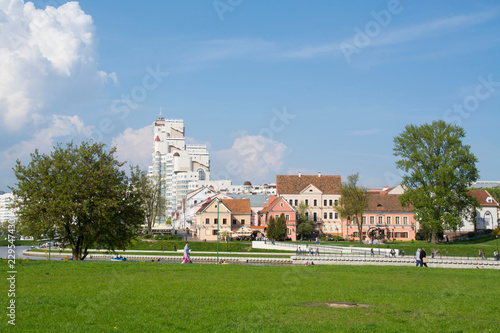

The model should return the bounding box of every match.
[148,114,211,221]
[0,192,16,224]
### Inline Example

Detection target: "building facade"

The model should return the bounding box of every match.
[257,195,297,241]
[276,172,342,236]
[195,198,252,241]
[345,193,417,242]
[0,193,16,224]
[148,114,211,220]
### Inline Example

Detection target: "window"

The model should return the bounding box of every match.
[241,219,245,225]
[287,228,291,235]
[305,212,309,218]
[386,216,391,224]
[378,216,383,224]
[280,202,284,207]
[362,216,367,224]
[212,230,217,235]
[289,199,293,205]
[232,219,236,225]
[335,212,339,219]
[305,199,309,206]
[275,214,279,219]
[294,200,298,206]
[197,168,206,181]
[313,199,317,206]
[334,199,338,206]
[285,214,290,221]
[313,212,317,222]
[223,218,227,225]
[324,199,327,206]
[403,216,408,225]
[395,216,400,225]
[214,218,218,225]
[324,212,328,219]
[329,199,333,206]
[329,212,333,219]
[205,218,210,225]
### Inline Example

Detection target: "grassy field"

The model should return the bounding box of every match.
[3,259,500,332]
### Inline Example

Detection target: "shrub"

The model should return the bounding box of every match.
[143,234,152,239]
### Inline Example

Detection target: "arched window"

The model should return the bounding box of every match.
[197,168,206,181]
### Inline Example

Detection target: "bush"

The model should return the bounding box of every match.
[143,234,152,239]
[156,235,182,241]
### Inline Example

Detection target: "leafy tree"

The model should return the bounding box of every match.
[297,220,315,239]
[274,213,288,241]
[295,201,310,225]
[11,141,144,260]
[131,167,167,235]
[294,201,315,239]
[266,216,276,240]
[394,120,479,243]
[334,173,369,244]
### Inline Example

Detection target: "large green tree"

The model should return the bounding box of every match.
[11,141,144,260]
[394,120,479,243]
[334,173,369,244]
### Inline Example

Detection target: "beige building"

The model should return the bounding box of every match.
[195,198,251,241]
[276,172,342,236]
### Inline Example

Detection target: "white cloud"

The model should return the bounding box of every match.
[0,0,115,130]
[212,135,289,184]
[0,114,93,187]
[111,125,153,170]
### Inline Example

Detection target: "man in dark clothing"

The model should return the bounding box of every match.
[420,247,428,267]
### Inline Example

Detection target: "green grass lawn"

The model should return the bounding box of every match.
[4,259,500,332]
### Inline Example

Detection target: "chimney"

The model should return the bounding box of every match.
[298,172,301,178]
[318,172,322,177]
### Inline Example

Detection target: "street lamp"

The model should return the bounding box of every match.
[216,199,220,265]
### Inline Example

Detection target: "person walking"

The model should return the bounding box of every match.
[370,248,374,257]
[401,249,405,257]
[315,247,319,256]
[174,244,177,252]
[316,237,320,246]
[494,250,499,261]
[415,248,421,267]
[431,248,435,259]
[182,242,190,264]
[420,248,428,267]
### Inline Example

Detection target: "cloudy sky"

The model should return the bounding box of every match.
[1,0,499,191]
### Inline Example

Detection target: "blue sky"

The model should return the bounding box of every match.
[1,0,499,191]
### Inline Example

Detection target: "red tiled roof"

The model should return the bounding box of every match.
[468,190,499,207]
[276,175,342,194]
[365,194,413,212]
[220,199,251,214]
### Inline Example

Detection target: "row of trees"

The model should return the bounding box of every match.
[11,141,167,260]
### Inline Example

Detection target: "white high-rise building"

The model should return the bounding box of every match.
[0,193,16,224]
[148,114,211,221]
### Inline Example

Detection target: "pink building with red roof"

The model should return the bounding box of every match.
[258,195,297,241]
